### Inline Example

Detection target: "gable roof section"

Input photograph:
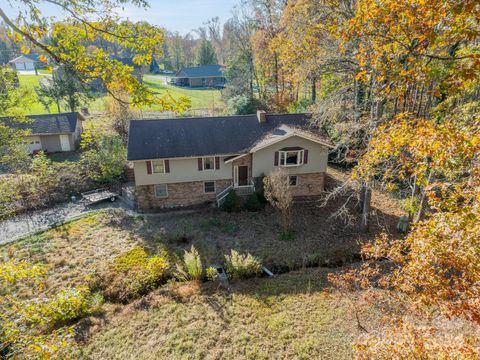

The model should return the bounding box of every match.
[127,114,331,161]
[175,64,224,78]
[9,53,40,63]
[2,112,82,135]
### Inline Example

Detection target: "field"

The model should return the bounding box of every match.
[17,73,223,115]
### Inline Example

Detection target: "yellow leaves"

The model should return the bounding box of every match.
[356,70,368,81]
[39,54,47,63]
[21,45,30,55]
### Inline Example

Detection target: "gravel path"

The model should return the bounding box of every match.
[0,201,124,245]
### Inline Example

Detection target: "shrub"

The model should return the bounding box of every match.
[176,246,203,281]
[224,250,262,280]
[21,287,94,328]
[279,230,295,241]
[245,193,262,211]
[226,94,266,115]
[206,266,218,281]
[92,247,170,302]
[222,189,241,212]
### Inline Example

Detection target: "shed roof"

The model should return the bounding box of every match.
[2,112,82,135]
[9,53,41,63]
[127,113,331,161]
[175,64,224,78]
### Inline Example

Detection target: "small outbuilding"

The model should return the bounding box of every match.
[4,112,85,154]
[9,53,40,72]
[171,64,225,88]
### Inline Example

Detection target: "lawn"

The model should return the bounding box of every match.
[17,73,223,115]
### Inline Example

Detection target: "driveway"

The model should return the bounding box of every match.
[0,201,124,245]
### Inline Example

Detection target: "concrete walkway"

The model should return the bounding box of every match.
[0,201,123,245]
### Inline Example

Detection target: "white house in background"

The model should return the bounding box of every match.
[2,112,84,154]
[9,53,40,71]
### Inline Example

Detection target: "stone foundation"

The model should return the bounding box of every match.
[136,179,232,211]
[289,172,325,197]
[136,172,325,212]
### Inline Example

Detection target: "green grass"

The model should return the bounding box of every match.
[17,73,223,115]
[143,75,223,110]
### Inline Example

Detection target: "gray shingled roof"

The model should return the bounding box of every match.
[127,113,328,161]
[175,64,224,78]
[2,112,80,135]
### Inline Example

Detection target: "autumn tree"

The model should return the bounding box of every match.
[263,168,294,236]
[0,1,188,110]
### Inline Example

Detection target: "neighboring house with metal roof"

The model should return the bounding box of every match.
[4,112,84,153]
[127,111,332,210]
[9,53,40,71]
[171,64,225,88]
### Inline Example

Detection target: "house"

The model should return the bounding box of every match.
[9,53,40,71]
[171,64,225,88]
[127,111,332,211]
[3,112,84,153]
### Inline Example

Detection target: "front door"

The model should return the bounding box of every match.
[237,165,248,186]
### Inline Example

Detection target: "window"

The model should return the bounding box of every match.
[280,150,304,167]
[154,184,168,198]
[203,157,215,170]
[152,160,165,174]
[289,175,298,187]
[204,181,215,193]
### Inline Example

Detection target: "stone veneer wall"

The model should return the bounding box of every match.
[289,172,325,197]
[136,179,232,210]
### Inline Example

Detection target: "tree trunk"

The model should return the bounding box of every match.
[414,170,432,223]
[360,186,372,233]
[311,76,317,102]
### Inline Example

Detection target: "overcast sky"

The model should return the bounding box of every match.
[0,0,240,35]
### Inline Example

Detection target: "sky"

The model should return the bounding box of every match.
[0,0,240,35]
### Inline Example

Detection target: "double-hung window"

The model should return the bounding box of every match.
[203,157,215,170]
[279,149,304,167]
[152,160,165,173]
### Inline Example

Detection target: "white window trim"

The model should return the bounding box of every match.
[202,156,216,171]
[203,181,216,194]
[288,175,299,187]
[154,184,168,198]
[279,149,304,167]
[152,160,166,174]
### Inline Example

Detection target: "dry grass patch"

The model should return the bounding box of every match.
[79,268,368,360]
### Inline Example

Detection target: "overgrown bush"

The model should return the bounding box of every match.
[92,247,170,302]
[21,286,96,328]
[224,250,262,280]
[245,193,262,211]
[0,153,93,220]
[226,94,266,115]
[222,189,241,212]
[176,246,203,281]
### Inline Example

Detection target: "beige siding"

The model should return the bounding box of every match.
[252,135,328,177]
[133,156,233,186]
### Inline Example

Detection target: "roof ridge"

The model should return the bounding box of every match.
[130,112,307,123]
